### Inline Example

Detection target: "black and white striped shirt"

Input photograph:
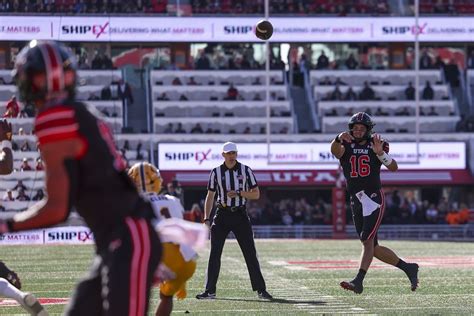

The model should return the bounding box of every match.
[207,161,258,207]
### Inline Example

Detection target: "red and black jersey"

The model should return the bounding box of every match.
[35,102,153,249]
[339,136,390,195]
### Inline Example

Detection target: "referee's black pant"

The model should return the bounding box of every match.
[205,208,266,293]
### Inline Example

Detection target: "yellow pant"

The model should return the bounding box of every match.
[160,243,197,299]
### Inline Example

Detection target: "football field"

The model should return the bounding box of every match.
[1,239,473,315]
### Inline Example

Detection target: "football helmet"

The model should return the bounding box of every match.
[128,162,163,193]
[348,112,375,142]
[12,40,77,105]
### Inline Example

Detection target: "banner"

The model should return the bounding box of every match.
[2,16,474,42]
[157,142,466,171]
[0,226,94,245]
[161,169,474,186]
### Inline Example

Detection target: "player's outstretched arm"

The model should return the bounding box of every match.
[372,133,398,172]
[0,119,13,175]
[331,132,352,159]
[6,138,85,232]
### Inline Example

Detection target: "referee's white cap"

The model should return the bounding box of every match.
[222,142,237,153]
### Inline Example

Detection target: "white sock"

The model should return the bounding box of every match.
[0,277,25,304]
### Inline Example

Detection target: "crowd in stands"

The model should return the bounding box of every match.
[0,0,167,14]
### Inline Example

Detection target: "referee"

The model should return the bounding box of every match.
[196,142,273,300]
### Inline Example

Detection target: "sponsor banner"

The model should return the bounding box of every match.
[0,16,58,40]
[161,169,474,186]
[0,230,43,245]
[157,142,465,171]
[2,16,474,42]
[44,226,94,245]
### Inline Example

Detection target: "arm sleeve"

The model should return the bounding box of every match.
[207,169,217,191]
[246,166,258,189]
[34,106,80,146]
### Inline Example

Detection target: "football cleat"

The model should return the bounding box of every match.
[196,291,216,299]
[0,261,21,289]
[405,263,419,291]
[22,293,49,316]
[257,290,273,300]
[340,280,363,294]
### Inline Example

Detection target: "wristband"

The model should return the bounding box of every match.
[334,135,341,143]
[236,190,242,197]
[0,140,11,150]
[377,152,393,167]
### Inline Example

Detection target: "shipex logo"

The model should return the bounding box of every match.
[164,148,212,165]
[224,25,254,35]
[62,22,109,38]
[382,23,427,35]
[47,230,94,243]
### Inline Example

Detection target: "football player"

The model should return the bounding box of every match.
[331,112,419,294]
[128,162,207,316]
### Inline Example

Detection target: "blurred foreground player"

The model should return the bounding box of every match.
[1,40,161,315]
[330,112,419,294]
[0,120,47,315]
[128,162,207,316]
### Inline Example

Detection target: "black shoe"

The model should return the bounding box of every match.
[0,262,21,289]
[340,280,363,294]
[257,290,273,300]
[196,291,216,299]
[405,263,419,291]
[22,293,48,316]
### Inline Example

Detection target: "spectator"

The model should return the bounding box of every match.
[253,93,262,101]
[330,84,343,101]
[395,107,410,116]
[326,108,338,117]
[434,56,445,70]
[427,106,438,116]
[405,82,415,100]
[166,179,184,205]
[195,52,211,70]
[345,53,359,70]
[3,96,19,118]
[175,122,186,133]
[468,50,474,69]
[32,189,45,201]
[243,126,251,134]
[444,59,460,87]
[35,157,44,171]
[344,87,358,101]
[20,158,32,171]
[252,77,262,85]
[3,190,14,202]
[172,77,182,85]
[190,123,204,133]
[157,92,169,101]
[20,140,30,152]
[419,50,433,69]
[319,76,332,86]
[345,107,354,116]
[422,81,434,100]
[375,107,389,116]
[179,94,188,101]
[163,123,173,133]
[299,54,311,73]
[188,76,199,85]
[117,79,134,105]
[359,81,375,100]
[136,142,144,160]
[225,83,239,100]
[16,188,30,201]
[100,86,112,100]
[316,51,329,69]
[122,140,130,151]
[18,127,25,136]
[334,77,347,86]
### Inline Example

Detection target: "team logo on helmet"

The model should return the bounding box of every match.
[12,40,77,106]
[128,162,163,194]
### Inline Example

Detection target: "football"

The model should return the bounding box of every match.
[255,20,273,40]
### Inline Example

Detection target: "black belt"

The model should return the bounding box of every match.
[217,205,246,212]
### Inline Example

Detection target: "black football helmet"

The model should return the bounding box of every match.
[348,112,375,142]
[12,40,77,105]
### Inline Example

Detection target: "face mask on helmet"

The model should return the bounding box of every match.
[12,40,77,106]
[128,162,163,194]
[348,112,375,143]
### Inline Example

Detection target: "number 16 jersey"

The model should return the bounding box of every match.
[339,137,390,195]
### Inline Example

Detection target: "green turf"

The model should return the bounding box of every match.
[1,239,474,315]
